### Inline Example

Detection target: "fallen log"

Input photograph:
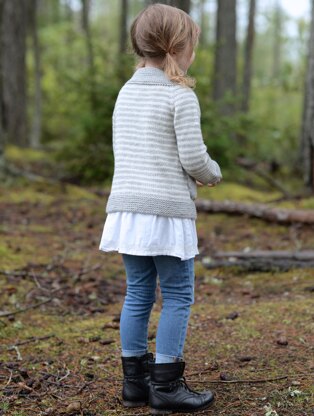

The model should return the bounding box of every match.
[195,199,314,224]
[213,250,314,259]
[201,250,314,271]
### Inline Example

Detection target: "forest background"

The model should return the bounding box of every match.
[0,1,314,416]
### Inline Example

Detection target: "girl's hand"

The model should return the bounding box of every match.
[196,179,222,187]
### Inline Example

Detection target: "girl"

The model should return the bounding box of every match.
[99,3,222,414]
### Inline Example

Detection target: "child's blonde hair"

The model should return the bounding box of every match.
[130,3,200,88]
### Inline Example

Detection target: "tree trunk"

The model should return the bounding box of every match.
[198,0,207,47]
[29,0,42,149]
[64,0,73,21]
[213,0,237,116]
[2,0,28,147]
[172,0,190,14]
[146,0,190,13]
[81,0,96,110]
[116,0,130,83]
[120,0,128,54]
[272,2,282,79]
[300,0,314,192]
[0,0,5,172]
[50,0,60,23]
[241,0,256,112]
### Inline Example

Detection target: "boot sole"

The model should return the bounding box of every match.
[123,400,148,407]
[150,395,215,414]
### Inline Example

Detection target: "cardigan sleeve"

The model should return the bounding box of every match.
[173,87,222,185]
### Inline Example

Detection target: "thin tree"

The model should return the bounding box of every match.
[116,0,130,83]
[64,0,73,21]
[0,0,5,172]
[2,0,28,147]
[213,0,237,115]
[272,1,282,79]
[120,0,129,54]
[241,0,256,112]
[81,0,96,109]
[146,0,190,13]
[174,0,190,13]
[300,0,314,192]
[28,0,42,149]
[198,0,207,47]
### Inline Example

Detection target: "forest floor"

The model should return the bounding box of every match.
[0,151,314,416]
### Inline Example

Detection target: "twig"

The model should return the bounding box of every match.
[31,270,45,290]
[12,345,22,361]
[76,380,95,395]
[187,367,213,377]
[7,334,55,349]
[0,269,29,277]
[0,297,54,318]
[49,391,67,401]
[4,369,13,386]
[57,369,71,382]
[186,375,288,384]
[72,263,102,283]
[17,382,41,397]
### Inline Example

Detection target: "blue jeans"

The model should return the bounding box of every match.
[120,254,195,363]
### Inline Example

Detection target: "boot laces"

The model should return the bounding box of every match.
[170,376,195,393]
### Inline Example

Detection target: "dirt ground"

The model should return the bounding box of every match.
[0,178,313,416]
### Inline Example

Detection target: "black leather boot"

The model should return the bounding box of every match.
[148,361,215,414]
[121,352,154,407]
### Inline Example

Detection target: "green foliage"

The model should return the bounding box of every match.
[192,49,257,176]
[191,45,304,183]
[248,84,303,171]
[53,74,120,183]
[34,18,136,183]
[202,99,255,165]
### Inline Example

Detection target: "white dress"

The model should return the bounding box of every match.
[99,211,199,261]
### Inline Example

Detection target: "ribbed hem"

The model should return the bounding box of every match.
[106,194,197,220]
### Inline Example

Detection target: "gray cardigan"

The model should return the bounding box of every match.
[105,66,222,219]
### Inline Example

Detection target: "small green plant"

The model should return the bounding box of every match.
[264,403,279,416]
[287,386,303,397]
[0,402,9,411]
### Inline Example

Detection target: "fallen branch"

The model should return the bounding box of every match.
[236,157,292,198]
[3,161,60,184]
[202,250,314,271]
[195,199,314,224]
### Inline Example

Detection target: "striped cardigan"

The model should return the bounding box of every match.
[105,66,222,220]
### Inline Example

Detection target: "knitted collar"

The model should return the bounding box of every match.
[127,66,175,86]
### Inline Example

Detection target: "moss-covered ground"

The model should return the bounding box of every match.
[0,151,313,415]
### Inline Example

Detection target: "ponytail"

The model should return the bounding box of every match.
[162,51,196,89]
